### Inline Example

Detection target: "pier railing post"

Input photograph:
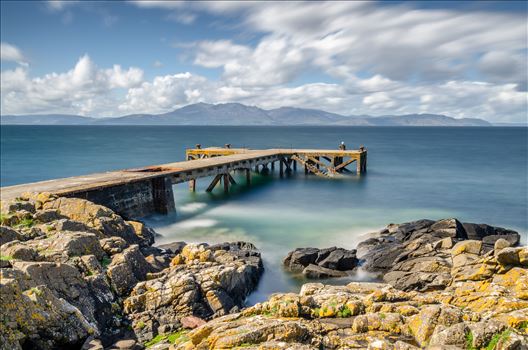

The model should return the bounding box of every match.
[152,176,176,214]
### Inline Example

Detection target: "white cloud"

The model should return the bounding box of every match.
[0,42,27,66]
[118,72,208,114]
[1,55,143,116]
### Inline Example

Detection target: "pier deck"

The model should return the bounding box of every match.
[1,147,366,219]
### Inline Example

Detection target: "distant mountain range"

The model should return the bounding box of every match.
[0,102,498,126]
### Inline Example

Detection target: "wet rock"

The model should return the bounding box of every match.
[284,246,358,277]
[463,222,520,241]
[283,247,320,272]
[157,241,186,255]
[303,264,348,279]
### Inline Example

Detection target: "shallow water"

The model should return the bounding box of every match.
[2,125,527,303]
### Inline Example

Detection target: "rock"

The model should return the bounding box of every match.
[496,247,522,266]
[429,322,469,347]
[463,222,520,241]
[451,240,482,256]
[467,320,507,349]
[181,316,206,329]
[430,218,467,239]
[33,209,66,223]
[1,241,38,261]
[483,234,520,247]
[407,305,463,346]
[302,264,348,278]
[317,248,357,271]
[494,238,512,252]
[100,236,129,255]
[81,336,104,350]
[283,247,320,272]
[0,270,96,349]
[106,245,151,296]
[42,197,142,244]
[109,339,140,349]
[157,241,186,255]
[0,226,23,245]
[126,220,155,247]
[284,246,357,277]
[10,260,116,333]
[48,231,105,261]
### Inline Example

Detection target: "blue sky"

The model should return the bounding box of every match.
[1,1,527,122]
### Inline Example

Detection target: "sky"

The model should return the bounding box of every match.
[0,1,527,122]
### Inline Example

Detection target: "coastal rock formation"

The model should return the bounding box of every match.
[0,194,264,349]
[177,242,528,349]
[283,247,358,278]
[123,242,263,343]
[356,218,521,291]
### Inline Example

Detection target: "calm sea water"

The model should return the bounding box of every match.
[2,126,527,303]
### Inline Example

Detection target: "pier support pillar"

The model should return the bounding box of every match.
[293,160,297,171]
[271,161,275,171]
[246,168,251,185]
[279,159,284,176]
[189,179,196,192]
[151,176,176,214]
[223,174,230,193]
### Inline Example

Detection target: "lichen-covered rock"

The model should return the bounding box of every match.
[0,275,95,350]
[123,242,263,343]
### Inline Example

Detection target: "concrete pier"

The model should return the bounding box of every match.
[1,147,367,219]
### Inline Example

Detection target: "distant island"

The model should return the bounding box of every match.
[0,102,499,126]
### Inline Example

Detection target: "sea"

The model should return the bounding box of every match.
[1,125,527,303]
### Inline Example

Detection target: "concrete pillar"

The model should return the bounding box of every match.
[279,159,284,176]
[152,176,176,214]
[246,168,251,185]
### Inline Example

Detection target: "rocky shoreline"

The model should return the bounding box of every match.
[1,193,526,349]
